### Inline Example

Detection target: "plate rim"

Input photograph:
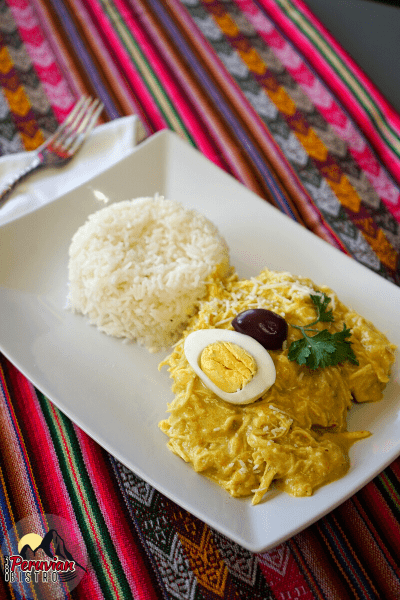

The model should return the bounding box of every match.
[1,129,399,553]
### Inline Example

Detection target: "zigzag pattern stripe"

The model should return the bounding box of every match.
[181,0,383,274]
[222,0,400,230]
[192,0,399,281]
[0,0,61,150]
[116,461,280,599]
[0,31,44,150]
[235,0,400,220]
[6,0,75,121]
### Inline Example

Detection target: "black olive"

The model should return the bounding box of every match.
[232,308,288,351]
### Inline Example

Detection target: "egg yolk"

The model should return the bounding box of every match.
[199,342,257,393]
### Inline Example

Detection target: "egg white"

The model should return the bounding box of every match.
[184,329,276,405]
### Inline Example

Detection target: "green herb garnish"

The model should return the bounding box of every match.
[287,293,359,370]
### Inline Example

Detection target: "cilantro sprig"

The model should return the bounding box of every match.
[287,293,359,370]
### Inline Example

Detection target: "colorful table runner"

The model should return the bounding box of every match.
[1,0,400,598]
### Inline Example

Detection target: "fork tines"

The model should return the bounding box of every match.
[43,97,104,154]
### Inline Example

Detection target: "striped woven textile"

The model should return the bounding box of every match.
[1,0,400,599]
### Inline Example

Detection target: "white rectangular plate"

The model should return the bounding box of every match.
[1,130,399,553]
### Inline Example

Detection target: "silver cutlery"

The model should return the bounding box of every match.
[0,96,104,207]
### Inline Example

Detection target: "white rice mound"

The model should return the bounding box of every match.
[67,196,229,352]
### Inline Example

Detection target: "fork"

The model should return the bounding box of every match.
[0,96,104,207]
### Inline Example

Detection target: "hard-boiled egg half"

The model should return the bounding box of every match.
[184,329,276,405]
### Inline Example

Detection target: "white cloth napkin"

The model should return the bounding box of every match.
[0,115,146,227]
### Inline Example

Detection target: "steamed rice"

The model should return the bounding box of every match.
[67,196,229,351]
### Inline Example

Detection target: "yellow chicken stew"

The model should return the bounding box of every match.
[159,268,396,504]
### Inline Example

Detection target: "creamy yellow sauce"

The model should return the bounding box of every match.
[159,268,396,504]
